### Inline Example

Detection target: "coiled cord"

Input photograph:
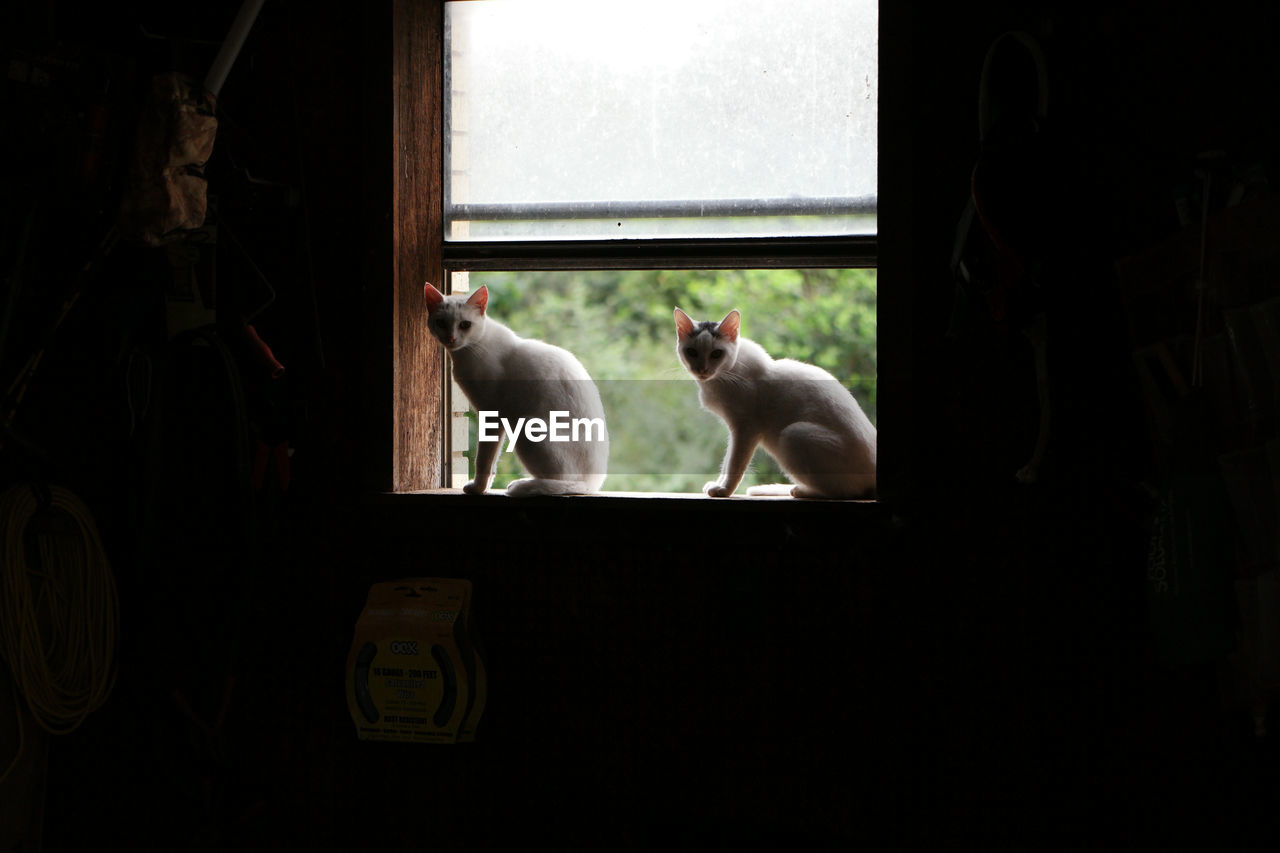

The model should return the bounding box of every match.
[0,483,119,784]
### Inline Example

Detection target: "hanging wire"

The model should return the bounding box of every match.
[0,484,119,785]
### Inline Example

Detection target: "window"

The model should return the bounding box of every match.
[445,268,877,493]
[390,0,878,495]
[445,0,877,241]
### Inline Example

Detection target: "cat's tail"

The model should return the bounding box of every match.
[746,481,876,499]
[505,477,601,497]
[744,484,796,497]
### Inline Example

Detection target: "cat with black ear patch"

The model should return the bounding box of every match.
[674,307,875,499]
[425,283,608,496]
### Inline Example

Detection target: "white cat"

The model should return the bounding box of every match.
[425,283,608,496]
[674,307,876,499]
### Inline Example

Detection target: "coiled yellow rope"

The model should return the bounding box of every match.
[0,484,119,784]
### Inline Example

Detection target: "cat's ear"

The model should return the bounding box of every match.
[674,307,695,339]
[718,309,741,342]
[424,282,445,312]
[466,286,489,315]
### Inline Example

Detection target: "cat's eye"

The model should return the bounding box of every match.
[459,321,472,330]
[435,318,447,328]
[684,347,697,358]
[710,350,724,359]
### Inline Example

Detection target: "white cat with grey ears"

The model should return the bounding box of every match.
[425,283,608,496]
[675,307,876,499]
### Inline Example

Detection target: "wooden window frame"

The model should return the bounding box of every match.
[382,0,885,496]
[389,0,446,492]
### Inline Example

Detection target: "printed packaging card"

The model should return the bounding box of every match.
[347,578,485,743]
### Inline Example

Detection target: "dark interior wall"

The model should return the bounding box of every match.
[883,0,1280,842]
[1,1,1278,850]
[881,4,1280,848]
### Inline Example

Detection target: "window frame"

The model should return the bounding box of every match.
[386,0,880,495]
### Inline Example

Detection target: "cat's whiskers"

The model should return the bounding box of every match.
[708,368,751,390]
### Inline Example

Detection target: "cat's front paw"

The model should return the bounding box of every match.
[462,480,487,495]
[703,481,733,498]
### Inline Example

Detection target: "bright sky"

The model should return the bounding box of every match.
[446,0,878,234]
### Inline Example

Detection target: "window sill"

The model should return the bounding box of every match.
[391,488,878,505]
[361,489,888,549]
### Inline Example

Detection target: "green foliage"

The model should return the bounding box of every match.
[460,268,876,492]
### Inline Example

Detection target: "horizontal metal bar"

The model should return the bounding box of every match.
[443,235,877,271]
[446,195,877,222]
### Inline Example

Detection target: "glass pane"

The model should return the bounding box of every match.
[445,0,878,241]
[446,269,876,493]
